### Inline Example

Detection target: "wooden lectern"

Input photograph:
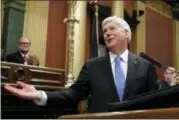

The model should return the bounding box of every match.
[59,85,179,119]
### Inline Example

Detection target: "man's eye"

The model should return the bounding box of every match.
[111,28,115,30]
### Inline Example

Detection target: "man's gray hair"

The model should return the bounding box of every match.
[102,16,132,43]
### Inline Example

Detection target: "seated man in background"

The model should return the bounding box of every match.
[6,36,39,66]
[158,67,179,89]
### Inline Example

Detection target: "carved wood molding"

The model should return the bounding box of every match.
[145,1,172,17]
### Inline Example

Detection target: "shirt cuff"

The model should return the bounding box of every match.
[33,90,47,106]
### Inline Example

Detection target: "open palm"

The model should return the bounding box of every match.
[4,81,40,100]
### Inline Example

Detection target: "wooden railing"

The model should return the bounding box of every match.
[1,61,66,90]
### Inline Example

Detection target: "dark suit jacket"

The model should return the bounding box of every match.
[6,51,25,64]
[46,52,158,113]
[158,80,171,89]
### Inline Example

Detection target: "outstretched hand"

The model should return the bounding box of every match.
[4,81,41,100]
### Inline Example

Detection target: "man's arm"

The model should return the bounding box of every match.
[6,54,16,63]
[44,62,90,107]
[6,54,12,62]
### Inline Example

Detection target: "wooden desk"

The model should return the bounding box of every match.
[60,108,179,119]
[1,62,78,119]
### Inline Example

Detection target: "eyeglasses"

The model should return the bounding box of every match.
[164,71,175,74]
[19,42,30,45]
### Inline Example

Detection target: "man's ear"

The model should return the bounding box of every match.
[124,29,129,40]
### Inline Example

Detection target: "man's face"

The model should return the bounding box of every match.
[102,21,128,50]
[164,68,176,83]
[18,38,30,52]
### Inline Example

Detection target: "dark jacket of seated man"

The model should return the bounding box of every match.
[158,80,171,89]
[6,51,26,64]
[6,51,39,66]
[158,67,179,89]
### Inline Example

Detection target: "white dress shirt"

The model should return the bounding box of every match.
[34,49,129,106]
[109,49,129,84]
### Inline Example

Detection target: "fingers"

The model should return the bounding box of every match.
[4,84,30,99]
[16,81,28,88]
[4,84,21,96]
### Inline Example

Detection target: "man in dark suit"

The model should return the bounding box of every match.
[6,36,31,65]
[4,16,158,113]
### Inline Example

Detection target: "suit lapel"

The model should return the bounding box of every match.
[100,53,140,101]
[16,51,25,63]
[124,52,140,99]
[101,53,119,101]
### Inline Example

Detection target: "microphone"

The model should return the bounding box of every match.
[139,52,179,73]
[139,52,163,68]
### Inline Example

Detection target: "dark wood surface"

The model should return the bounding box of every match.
[1,61,66,88]
[60,108,179,119]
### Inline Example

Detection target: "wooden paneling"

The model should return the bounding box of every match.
[23,1,49,66]
[85,15,91,60]
[98,0,133,15]
[146,7,174,79]
[124,1,133,17]
[98,1,112,7]
[45,1,67,69]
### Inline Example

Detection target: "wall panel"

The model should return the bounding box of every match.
[45,1,67,69]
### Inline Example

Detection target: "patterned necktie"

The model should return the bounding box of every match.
[115,56,125,101]
[24,55,28,65]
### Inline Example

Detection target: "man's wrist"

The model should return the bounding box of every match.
[33,90,47,106]
[35,90,43,101]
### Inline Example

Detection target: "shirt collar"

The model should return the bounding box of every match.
[109,49,129,63]
[20,51,29,57]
